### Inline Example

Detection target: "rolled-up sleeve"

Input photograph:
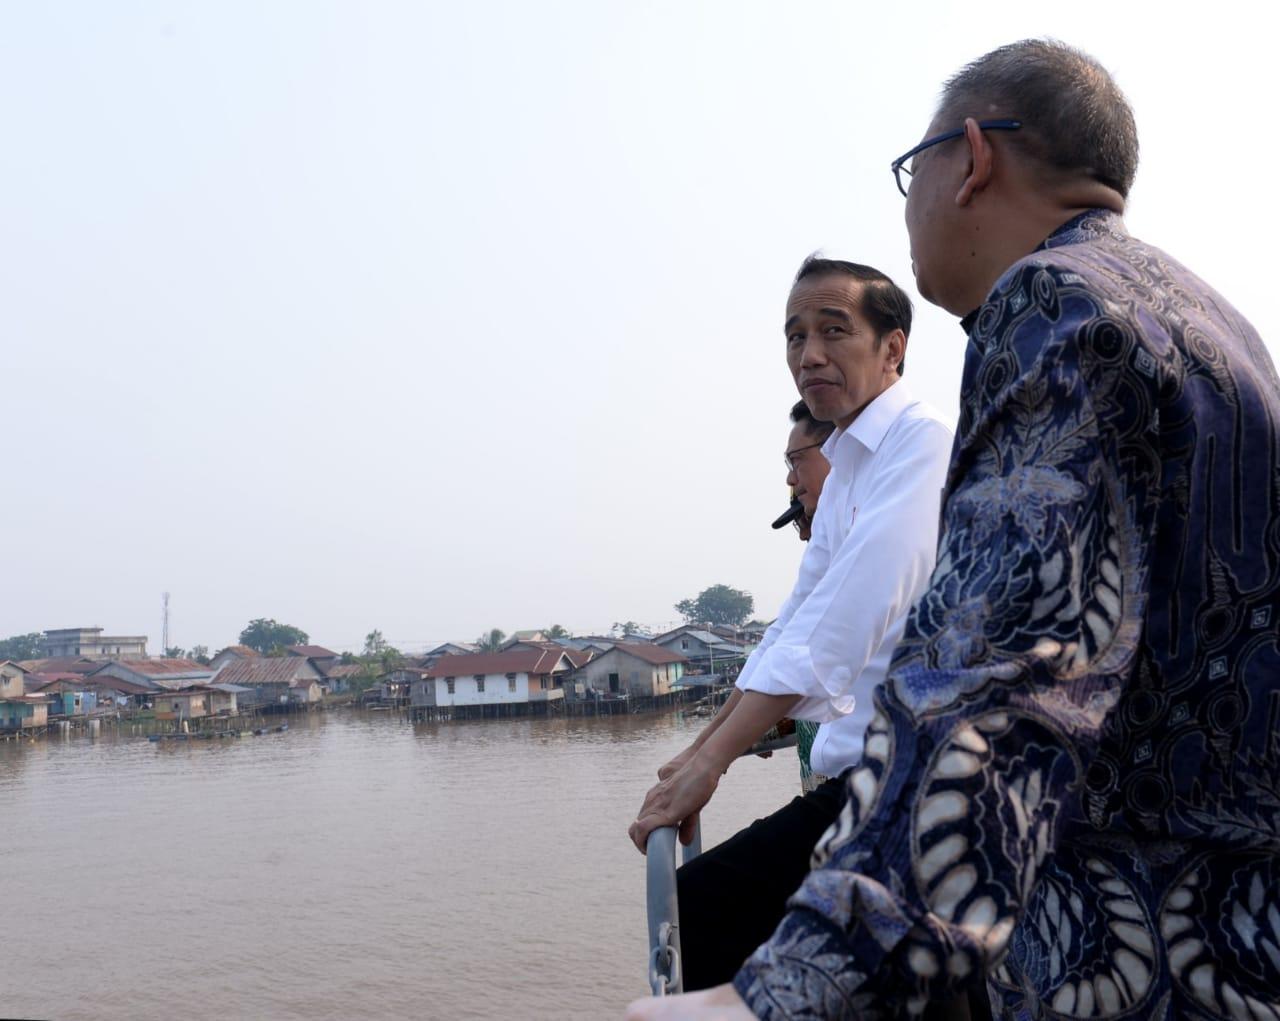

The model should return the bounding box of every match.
[738,419,952,722]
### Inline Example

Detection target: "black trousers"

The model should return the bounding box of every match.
[675,774,992,1020]
[676,773,848,991]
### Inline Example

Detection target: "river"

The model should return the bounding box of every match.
[1,709,802,1020]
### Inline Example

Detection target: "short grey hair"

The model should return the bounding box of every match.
[937,39,1139,197]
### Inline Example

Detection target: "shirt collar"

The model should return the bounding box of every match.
[821,379,913,458]
[1038,207,1128,252]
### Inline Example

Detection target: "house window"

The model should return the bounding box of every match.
[680,639,688,649]
[475,674,485,693]
[445,677,455,694]
[507,673,517,692]
[539,677,547,690]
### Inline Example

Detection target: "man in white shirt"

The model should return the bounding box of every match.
[628,257,953,989]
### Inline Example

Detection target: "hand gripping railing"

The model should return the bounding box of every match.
[644,730,797,995]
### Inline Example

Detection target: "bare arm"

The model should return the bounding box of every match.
[657,688,743,779]
[629,691,799,852]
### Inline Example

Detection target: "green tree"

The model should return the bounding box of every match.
[674,585,755,628]
[363,630,390,657]
[164,646,186,658]
[0,632,43,661]
[474,628,506,652]
[611,621,646,637]
[545,624,571,639]
[189,645,211,665]
[238,618,310,656]
[362,629,402,671]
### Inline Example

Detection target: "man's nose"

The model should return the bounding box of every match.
[799,335,827,367]
[786,466,799,487]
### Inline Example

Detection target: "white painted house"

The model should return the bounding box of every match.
[415,647,574,710]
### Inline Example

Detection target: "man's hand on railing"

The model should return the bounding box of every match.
[629,756,720,853]
[657,744,697,781]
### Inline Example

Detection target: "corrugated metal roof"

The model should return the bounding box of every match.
[213,658,319,688]
[215,645,260,658]
[287,645,339,659]
[610,643,689,666]
[17,657,101,674]
[97,657,212,676]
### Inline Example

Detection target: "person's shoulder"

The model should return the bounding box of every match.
[892,396,955,445]
[877,398,954,470]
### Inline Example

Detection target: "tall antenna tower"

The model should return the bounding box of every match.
[162,591,171,654]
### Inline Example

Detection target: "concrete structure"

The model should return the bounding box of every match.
[41,628,147,660]
[90,658,219,693]
[417,647,575,710]
[573,643,687,697]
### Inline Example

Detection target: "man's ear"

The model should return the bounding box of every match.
[956,117,994,206]
[883,329,906,372]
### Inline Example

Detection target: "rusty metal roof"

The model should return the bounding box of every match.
[424,647,573,679]
[213,658,320,688]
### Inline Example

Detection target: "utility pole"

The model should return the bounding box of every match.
[162,591,170,655]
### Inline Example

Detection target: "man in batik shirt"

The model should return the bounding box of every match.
[628,39,1280,1021]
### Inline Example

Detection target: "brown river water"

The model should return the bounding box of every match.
[1,709,800,1020]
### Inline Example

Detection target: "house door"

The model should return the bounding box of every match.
[608,673,620,694]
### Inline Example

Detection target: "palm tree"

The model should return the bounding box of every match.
[475,628,506,652]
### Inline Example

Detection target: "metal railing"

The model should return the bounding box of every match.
[644,730,797,996]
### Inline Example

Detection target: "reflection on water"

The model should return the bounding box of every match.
[1,709,800,1020]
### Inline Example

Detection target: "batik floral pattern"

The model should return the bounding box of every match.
[734,211,1280,1019]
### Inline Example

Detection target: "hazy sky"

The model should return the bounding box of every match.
[4,2,1276,654]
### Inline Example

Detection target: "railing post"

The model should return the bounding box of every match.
[645,827,684,996]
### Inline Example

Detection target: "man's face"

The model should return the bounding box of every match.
[785,274,896,430]
[785,421,830,520]
[904,117,967,311]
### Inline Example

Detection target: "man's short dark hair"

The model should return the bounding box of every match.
[790,399,835,444]
[937,39,1138,197]
[793,257,912,375]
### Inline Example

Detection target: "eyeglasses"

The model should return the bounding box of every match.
[784,441,824,472]
[891,118,1022,197]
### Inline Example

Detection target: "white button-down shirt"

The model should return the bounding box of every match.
[736,380,953,777]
